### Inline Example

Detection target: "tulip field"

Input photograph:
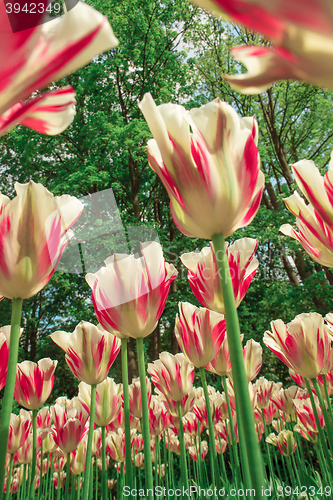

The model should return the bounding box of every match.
[2,1,333,500]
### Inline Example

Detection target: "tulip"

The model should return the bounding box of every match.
[271,386,299,415]
[266,430,297,457]
[50,321,120,385]
[264,313,333,379]
[148,352,194,402]
[280,193,333,267]
[180,238,258,313]
[36,407,52,430]
[0,326,23,391]
[128,377,152,420]
[280,157,333,266]
[189,440,209,462]
[106,431,126,463]
[7,410,32,455]
[253,377,275,410]
[175,303,226,368]
[243,339,262,382]
[193,393,224,427]
[53,472,66,491]
[51,398,89,454]
[294,397,324,433]
[0,181,83,299]
[206,334,244,377]
[14,359,57,411]
[158,390,196,418]
[190,0,333,93]
[70,436,88,476]
[149,397,170,436]
[139,94,264,240]
[86,241,177,339]
[0,1,118,136]
[183,412,205,438]
[78,378,123,427]
[294,423,318,444]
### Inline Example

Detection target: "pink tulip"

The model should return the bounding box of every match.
[14,358,57,410]
[139,94,264,240]
[180,238,258,314]
[53,472,66,491]
[37,407,52,430]
[15,432,33,465]
[191,0,333,93]
[50,321,120,385]
[7,410,32,455]
[243,339,262,382]
[148,352,194,402]
[0,181,83,299]
[51,398,89,454]
[264,313,333,379]
[78,377,123,427]
[149,397,169,436]
[194,393,224,427]
[0,2,118,136]
[175,302,226,368]
[86,242,177,338]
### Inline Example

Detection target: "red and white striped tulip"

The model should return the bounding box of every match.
[0,181,83,299]
[127,376,152,420]
[188,440,209,461]
[148,352,194,402]
[243,339,262,382]
[183,412,205,437]
[7,410,32,455]
[0,1,118,136]
[106,431,126,463]
[253,377,275,409]
[50,321,120,385]
[0,326,23,390]
[271,386,299,415]
[294,397,324,432]
[157,389,196,418]
[266,430,297,457]
[206,334,244,377]
[14,358,57,410]
[70,436,88,476]
[264,313,333,379]
[175,302,226,368]
[51,398,89,454]
[78,377,123,427]
[86,242,177,339]
[190,0,333,93]
[294,423,318,443]
[180,238,258,314]
[139,93,264,240]
[280,158,333,266]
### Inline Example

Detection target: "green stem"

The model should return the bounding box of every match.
[262,410,278,500]
[0,298,23,500]
[212,234,265,497]
[101,427,107,500]
[304,378,333,476]
[40,441,44,499]
[199,366,221,494]
[29,409,38,500]
[311,377,333,453]
[176,401,189,491]
[135,337,153,496]
[95,456,98,500]
[222,376,242,488]
[121,338,133,490]
[82,384,97,500]
[65,453,70,500]
[5,454,13,500]
[322,375,333,422]
[56,458,61,500]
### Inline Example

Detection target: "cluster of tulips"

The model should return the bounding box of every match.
[2,0,333,499]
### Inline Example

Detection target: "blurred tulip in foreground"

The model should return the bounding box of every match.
[14,358,57,410]
[86,242,177,338]
[180,238,258,314]
[50,321,120,385]
[175,302,226,368]
[190,0,333,94]
[0,1,118,136]
[264,313,332,379]
[139,93,264,240]
[0,181,83,299]
[0,326,23,390]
